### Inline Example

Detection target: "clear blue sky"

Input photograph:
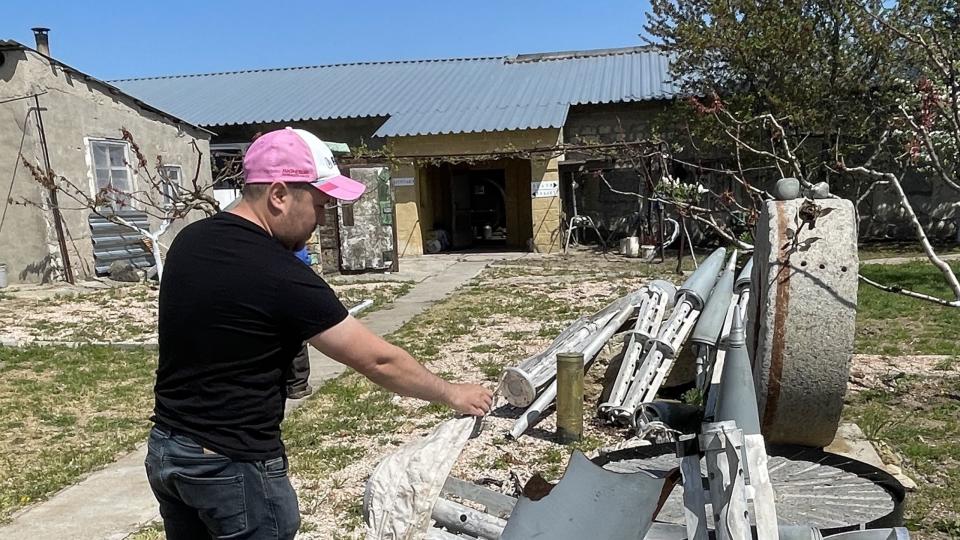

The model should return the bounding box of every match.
[6,1,652,80]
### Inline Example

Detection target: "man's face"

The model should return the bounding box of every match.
[265,183,334,250]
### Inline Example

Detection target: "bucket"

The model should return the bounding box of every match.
[620,237,640,258]
[0,263,7,289]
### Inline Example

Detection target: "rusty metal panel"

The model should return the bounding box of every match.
[338,167,396,272]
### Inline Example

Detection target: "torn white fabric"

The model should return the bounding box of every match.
[364,416,477,540]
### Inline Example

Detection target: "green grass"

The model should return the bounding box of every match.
[126,521,165,539]
[843,374,960,538]
[0,345,156,522]
[282,374,404,478]
[859,242,960,261]
[856,261,960,355]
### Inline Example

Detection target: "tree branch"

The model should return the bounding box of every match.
[844,164,960,306]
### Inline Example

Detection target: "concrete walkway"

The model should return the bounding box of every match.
[0,252,524,540]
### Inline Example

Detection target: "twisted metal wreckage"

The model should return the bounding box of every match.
[363,192,909,539]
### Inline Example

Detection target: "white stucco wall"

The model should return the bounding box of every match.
[0,46,212,283]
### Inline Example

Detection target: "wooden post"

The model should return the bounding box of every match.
[556,352,584,443]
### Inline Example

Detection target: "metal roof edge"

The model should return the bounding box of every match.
[509,45,665,63]
[2,38,214,136]
[109,46,670,83]
[109,55,511,83]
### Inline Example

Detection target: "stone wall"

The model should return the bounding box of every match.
[564,101,668,147]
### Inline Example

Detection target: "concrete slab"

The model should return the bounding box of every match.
[0,253,522,540]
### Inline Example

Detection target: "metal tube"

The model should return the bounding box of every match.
[556,352,584,443]
[502,307,620,407]
[694,343,711,392]
[597,329,646,419]
[348,298,374,316]
[511,297,639,438]
[431,497,506,540]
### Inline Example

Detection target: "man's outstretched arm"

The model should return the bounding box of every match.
[308,316,493,416]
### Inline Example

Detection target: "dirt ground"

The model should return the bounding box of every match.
[286,253,957,539]
[0,279,408,345]
[286,254,698,538]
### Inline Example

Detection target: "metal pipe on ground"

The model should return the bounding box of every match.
[509,296,641,439]
[501,311,615,407]
[503,289,643,401]
[431,497,506,540]
[348,299,374,316]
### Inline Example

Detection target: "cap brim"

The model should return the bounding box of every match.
[311,175,366,201]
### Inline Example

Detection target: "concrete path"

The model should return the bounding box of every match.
[0,252,524,540]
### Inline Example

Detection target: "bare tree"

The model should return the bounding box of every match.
[18,128,235,282]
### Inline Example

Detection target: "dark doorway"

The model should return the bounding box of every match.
[450,169,507,248]
[422,160,531,253]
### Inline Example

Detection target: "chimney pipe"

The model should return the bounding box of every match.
[31,27,50,56]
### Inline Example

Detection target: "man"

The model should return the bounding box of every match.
[145,127,493,539]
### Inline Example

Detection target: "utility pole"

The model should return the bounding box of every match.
[33,95,75,284]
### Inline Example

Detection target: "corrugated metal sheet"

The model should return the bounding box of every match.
[112,47,678,137]
[89,212,155,275]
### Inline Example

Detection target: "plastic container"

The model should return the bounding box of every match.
[0,263,7,289]
[620,237,640,258]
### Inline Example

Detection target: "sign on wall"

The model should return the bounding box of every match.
[392,177,415,187]
[531,180,559,198]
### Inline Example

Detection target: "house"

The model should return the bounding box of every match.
[113,47,679,272]
[0,29,213,284]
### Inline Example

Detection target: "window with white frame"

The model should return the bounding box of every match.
[90,140,134,210]
[160,165,182,207]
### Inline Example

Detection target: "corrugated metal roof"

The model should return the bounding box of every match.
[112,47,677,137]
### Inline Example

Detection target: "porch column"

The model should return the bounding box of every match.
[530,156,562,253]
[392,162,424,257]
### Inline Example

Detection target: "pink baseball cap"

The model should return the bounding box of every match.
[242,127,366,201]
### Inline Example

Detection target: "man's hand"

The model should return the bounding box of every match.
[444,383,494,416]
[310,318,495,416]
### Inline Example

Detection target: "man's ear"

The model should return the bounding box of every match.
[266,182,291,210]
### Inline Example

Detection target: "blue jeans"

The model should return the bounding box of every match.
[145,426,300,539]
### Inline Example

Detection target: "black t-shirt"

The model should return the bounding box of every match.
[153,212,347,461]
